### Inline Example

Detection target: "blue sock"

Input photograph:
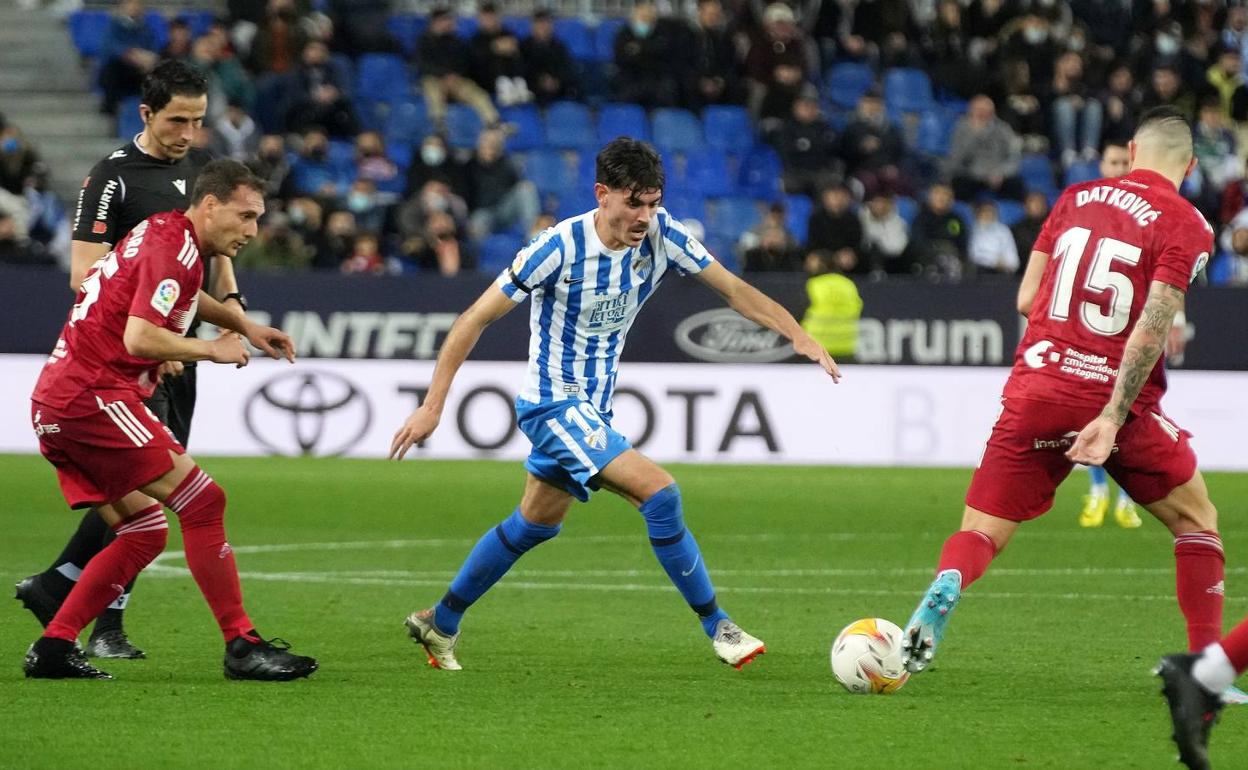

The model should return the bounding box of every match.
[433,508,560,635]
[1088,465,1109,496]
[1116,488,1133,506]
[640,484,729,638]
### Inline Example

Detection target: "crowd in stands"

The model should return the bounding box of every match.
[5,0,1248,286]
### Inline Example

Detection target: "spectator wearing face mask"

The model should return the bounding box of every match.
[464,128,539,242]
[354,130,400,194]
[250,133,293,198]
[612,0,683,108]
[404,133,468,199]
[289,128,348,198]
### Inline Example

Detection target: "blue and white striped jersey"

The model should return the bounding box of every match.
[496,207,715,412]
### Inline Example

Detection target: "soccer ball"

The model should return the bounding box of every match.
[830,618,911,694]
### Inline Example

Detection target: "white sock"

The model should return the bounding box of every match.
[1192,643,1236,694]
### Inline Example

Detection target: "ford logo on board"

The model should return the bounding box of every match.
[673,308,794,363]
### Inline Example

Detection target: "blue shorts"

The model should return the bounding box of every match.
[515,398,632,502]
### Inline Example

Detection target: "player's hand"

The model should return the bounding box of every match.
[209,332,250,368]
[155,361,184,385]
[243,321,297,363]
[793,335,842,383]
[389,406,440,460]
[1065,416,1120,466]
[1166,324,1187,358]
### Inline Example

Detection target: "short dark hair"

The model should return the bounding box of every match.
[141,59,209,114]
[1136,105,1192,135]
[595,137,664,194]
[190,159,265,206]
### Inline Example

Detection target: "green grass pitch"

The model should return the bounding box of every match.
[2,453,1245,769]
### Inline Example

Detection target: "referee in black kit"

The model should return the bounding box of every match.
[15,59,295,659]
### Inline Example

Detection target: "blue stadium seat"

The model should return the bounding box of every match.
[1019,154,1057,196]
[702,105,754,155]
[503,16,532,40]
[387,14,426,56]
[826,62,875,110]
[252,74,291,134]
[915,108,955,156]
[544,101,595,150]
[1208,251,1234,285]
[895,195,919,226]
[1065,160,1101,186]
[144,10,170,52]
[651,108,704,154]
[708,196,762,242]
[996,200,1025,227]
[882,67,933,114]
[555,189,598,219]
[953,201,974,227]
[383,100,430,145]
[662,193,708,224]
[523,149,577,197]
[500,104,544,151]
[176,11,216,38]
[479,233,519,274]
[385,138,413,171]
[784,194,813,244]
[737,144,783,200]
[554,17,594,61]
[456,17,480,40]
[592,19,624,63]
[445,104,484,149]
[597,102,649,143]
[68,10,110,58]
[679,148,734,198]
[116,97,143,139]
[355,54,410,105]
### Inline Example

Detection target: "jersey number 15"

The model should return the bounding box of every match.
[1048,226,1141,336]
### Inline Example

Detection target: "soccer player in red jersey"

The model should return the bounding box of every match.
[24,160,317,681]
[899,108,1225,681]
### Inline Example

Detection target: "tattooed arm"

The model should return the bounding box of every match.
[1065,280,1185,465]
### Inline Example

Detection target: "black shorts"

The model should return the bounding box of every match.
[143,364,197,447]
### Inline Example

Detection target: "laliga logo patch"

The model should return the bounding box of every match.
[150,278,180,317]
[1192,252,1209,283]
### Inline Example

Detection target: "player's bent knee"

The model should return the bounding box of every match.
[640,484,684,542]
[113,503,169,561]
[167,467,226,525]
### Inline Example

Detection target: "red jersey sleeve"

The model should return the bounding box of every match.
[125,220,202,331]
[1152,209,1214,292]
[1031,190,1069,255]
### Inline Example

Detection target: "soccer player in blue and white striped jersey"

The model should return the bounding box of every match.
[390,137,840,672]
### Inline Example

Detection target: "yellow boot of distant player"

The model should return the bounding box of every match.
[1079,494,1108,528]
[1115,497,1143,529]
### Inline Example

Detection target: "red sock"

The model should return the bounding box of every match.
[168,468,253,642]
[936,530,997,589]
[45,506,167,642]
[1175,530,1225,651]
[1221,617,1248,673]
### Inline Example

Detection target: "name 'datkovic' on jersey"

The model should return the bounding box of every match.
[1073,184,1162,227]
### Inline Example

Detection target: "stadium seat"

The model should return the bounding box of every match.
[383,100,430,145]
[544,101,595,150]
[737,144,783,200]
[996,200,1025,227]
[953,201,974,228]
[503,16,532,40]
[895,195,919,226]
[144,10,170,52]
[651,108,704,155]
[456,17,480,40]
[1207,251,1234,285]
[554,17,594,61]
[708,196,762,242]
[784,194,813,244]
[385,138,413,171]
[592,19,624,63]
[882,67,933,114]
[445,104,484,149]
[523,149,577,197]
[680,148,734,198]
[387,14,427,56]
[177,11,216,37]
[915,108,955,156]
[252,74,291,134]
[1065,160,1101,186]
[116,96,143,139]
[555,189,598,219]
[68,10,110,58]
[661,193,708,223]
[1020,154,1058,196]
[826,62,875,110]
[500,104,544,151]
[597,102,649,143]
[479,233,519,274]
[355,54,410,105]
[702,105,754,156]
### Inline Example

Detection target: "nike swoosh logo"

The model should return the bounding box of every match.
[681,554,701,577]
[563,277,584,284]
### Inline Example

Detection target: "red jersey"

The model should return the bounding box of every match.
[1005,169,1213,415]
[32,210,204,412]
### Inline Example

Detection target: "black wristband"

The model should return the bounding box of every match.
[223,292,248,311]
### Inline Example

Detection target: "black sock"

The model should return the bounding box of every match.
[91,577,136,635]
[39,509,110,601]
[33,636,75,657]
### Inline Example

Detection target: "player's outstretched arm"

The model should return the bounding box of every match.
[1067,280,1185,465]
[124,316,250,366]
[1016,249,1049,316]
[694,262,841,382]
[195,290,296,362]
[390,286,519,460]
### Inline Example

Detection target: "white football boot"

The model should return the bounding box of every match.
[404,608,462,671]
[712,619,766,669]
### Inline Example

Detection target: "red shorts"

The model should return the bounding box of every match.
[31,395,185,509]
[966,397,1197,522]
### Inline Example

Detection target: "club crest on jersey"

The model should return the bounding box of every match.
[151,278,180,317]
[632,253,652,281]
